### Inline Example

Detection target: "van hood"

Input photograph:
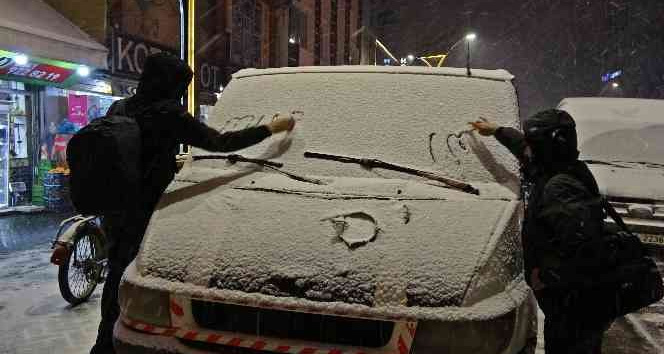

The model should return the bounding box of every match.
[137,174,518,312]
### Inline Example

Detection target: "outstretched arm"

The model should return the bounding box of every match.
[174,112,295,152]
[469,118,529,164]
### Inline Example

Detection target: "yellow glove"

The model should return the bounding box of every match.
[469,117,499,136]
[267,114,296,134]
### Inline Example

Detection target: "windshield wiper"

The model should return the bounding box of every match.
[194,154,284,167]
[581,159,631,168]
[193,154,324,185]
[304,151,479,195]
[613,160,664,169]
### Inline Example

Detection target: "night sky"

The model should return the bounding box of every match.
[371,0,664,118]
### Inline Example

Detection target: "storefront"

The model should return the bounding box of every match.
[1,0,111,212]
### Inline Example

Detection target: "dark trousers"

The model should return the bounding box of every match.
[536,288,613,354]
[90,209,153,354]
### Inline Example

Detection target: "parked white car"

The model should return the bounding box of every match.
[558,97,664,248]
[114,66,537,354]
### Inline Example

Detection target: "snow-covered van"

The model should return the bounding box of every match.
[114,66,537,354]
[558,98,664,248]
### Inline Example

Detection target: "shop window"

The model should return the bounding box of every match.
[42,87,120,170]
[314,0,321,65]
[344,0,351,64]
[289,5,308,49]
[330,0,338,65]
[0,89,32,208]
[231,0,260,67]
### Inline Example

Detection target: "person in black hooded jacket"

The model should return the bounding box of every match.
[90,52,295,353]
[471,110,613,354]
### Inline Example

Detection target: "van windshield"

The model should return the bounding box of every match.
[580,124,664,167]
[199,68,521,184]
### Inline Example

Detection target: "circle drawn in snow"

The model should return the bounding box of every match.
[322,211,379,248]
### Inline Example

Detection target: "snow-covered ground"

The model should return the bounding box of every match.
[0,248,102,354]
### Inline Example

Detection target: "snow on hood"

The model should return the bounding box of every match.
[589,164,664,201]
[139,173,516,311]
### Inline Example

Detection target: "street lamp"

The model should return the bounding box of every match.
[420,32,477,70]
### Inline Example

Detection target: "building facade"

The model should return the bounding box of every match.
[0,0,367,211]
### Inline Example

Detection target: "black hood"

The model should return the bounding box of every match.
[523,109,579,172]
[136,52,193,102]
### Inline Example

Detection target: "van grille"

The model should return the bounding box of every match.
[191,301,394,348]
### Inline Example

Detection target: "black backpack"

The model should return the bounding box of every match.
[67,101,142,215]
[551,174,664,323]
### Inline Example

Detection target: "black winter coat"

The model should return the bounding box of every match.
[495,127,604,287]
[108,99,271,211]
[107,53,272,212]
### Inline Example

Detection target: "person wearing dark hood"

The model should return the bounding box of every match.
[89,52,295,353]
[471,110,612,354]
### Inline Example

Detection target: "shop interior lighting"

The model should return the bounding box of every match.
[612,82,620,88]
[289,36,297,44]
[76,66,90,77]
[14,55,28,66]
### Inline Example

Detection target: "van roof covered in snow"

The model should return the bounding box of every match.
[559,97,664,124]
[234,66,515,82]
[558,97,664,145]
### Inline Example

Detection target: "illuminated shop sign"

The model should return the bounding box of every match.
[601,70,622,83]
[0,49,80,86]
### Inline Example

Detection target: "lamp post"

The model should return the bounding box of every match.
[464,33,476,76]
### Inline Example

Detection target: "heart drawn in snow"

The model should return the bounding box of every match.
[321,211,380,248]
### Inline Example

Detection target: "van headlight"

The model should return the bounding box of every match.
[118,280,171,328]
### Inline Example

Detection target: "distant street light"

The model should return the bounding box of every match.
[76,66,90,77]
[463,33,477,76]
[612,82,620,88]
[14,54,28,66]
[449,32,477,52]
